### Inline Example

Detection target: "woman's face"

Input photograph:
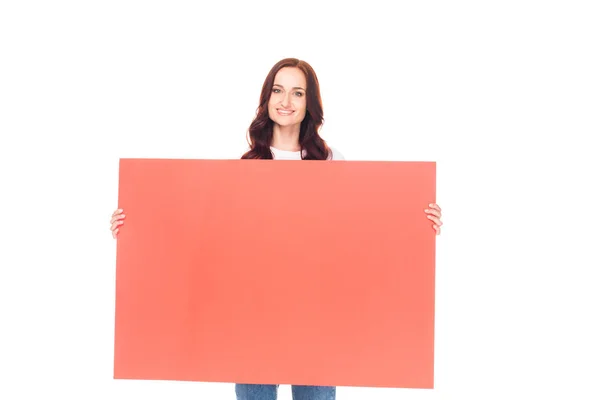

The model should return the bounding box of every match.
[268,67,307,129]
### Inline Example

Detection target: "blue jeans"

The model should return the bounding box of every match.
[235,384,336,400]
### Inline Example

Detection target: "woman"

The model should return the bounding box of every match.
[110,58,443,400]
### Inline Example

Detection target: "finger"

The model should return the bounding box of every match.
[110,213,126,224]
[110,220,124,231]
[112,209,123,217]
[428,203,441,212]
[424,208,441,218]
[433,224,440,235]
[427,215,443,226]
[112,228,119,238]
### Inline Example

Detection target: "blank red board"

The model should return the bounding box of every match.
[114,158,436,388]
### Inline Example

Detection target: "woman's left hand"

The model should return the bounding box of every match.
[424,203,443,235]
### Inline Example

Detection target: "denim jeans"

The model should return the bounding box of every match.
[235,384,336,400]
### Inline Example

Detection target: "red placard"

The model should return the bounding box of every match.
[114,158,436,388]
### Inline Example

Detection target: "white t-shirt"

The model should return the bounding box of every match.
[270,146,345,160]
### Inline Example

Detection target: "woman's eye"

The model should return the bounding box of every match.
[295,91,304,97]
[272,88,281,93]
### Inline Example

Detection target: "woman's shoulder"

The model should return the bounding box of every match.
[328,145,345,160]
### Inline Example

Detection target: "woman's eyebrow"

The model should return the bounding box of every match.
[273,84,306,91]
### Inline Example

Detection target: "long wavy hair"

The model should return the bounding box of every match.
[241,58,332,160]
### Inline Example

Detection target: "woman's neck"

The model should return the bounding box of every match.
[271,124,301,151]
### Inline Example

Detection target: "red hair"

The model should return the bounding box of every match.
[241,58,332,160]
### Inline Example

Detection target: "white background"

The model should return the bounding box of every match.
[1,1,599,399]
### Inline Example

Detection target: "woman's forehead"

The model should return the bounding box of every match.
[274,67,306,88]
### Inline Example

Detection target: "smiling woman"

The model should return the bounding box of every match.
[241,58,341,160]
[108,57,444,400]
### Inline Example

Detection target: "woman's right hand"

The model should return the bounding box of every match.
[110,209,126,239]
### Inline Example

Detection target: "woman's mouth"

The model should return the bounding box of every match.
[277,109,294,116]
